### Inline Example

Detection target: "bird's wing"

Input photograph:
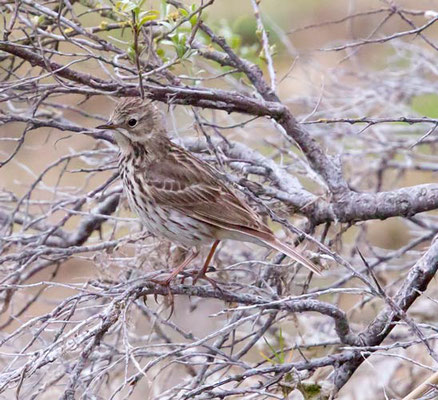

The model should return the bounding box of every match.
[146,142,321,274]
[145,143,271,234]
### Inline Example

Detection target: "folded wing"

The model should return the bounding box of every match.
[145,143,320,274]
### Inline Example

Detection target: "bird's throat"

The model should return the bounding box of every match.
[117,131,172,164]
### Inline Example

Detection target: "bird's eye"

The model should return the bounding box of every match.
[128,118,137,127]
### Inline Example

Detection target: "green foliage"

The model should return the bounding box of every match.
[108,0,277,71]
[298,382,323,400]
[214,18,258,61]
[233,15,257,45]
[108,0,278,69]
[260,329,295,396]
[259,43,277,63]
[111,0,200,64]
[178,4,199,27]
[214,16,278,65]
[261,328,288,365]
[114,0,159,29]
[30,15,46,28]
[260,329,323,398]
[155,2,198,62]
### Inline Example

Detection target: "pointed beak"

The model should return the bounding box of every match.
[96,122,116,130]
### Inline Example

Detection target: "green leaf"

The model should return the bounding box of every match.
[229,34,241,50]
[263,336,277,357]
[278,328,285,363]
[117,0,137,13]
[189,14,197,27]
[261,329,287,365]
[179,8,188,17]
[171,34,179,44]
[138,10,159,27]
[259,351,275,365]
[176,43,186,58]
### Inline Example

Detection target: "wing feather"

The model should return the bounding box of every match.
[143,142,320,274]
[146,144,269,233]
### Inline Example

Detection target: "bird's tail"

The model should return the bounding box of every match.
[233,227,322,275]
[191,215,322,275]
[261,236,321,275]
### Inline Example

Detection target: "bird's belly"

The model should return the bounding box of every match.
[124,186,215,247]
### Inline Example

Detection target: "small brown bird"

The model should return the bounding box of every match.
[97,98,320,284]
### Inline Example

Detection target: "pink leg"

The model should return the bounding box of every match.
[152,248,199,286]
[193,240,220,286]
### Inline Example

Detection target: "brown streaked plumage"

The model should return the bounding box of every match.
[97,98,321,283]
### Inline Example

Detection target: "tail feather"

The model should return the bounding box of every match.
[262,236,321,275]
[228,226,321,275]
[188,213,321,274]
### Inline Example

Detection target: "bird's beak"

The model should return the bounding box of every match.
[96,122,116,130]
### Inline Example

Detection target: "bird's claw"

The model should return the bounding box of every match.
[150,277,175,315]
[193,268,223,294]
[150,277,173,286]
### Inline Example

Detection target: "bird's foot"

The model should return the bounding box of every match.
[150,276,175,314]
[150,276,173,286]
[192,266,223,293]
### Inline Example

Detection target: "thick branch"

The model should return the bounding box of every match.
[0,41,285,117]
[310,184,438,224]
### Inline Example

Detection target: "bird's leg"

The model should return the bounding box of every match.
[193,240,220,287]
[152,248,199,286]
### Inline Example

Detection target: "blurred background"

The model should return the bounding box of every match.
[2,1,438,399]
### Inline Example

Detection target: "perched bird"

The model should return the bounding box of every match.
[97,98,320,285]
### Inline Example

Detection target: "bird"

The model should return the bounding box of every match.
[97,97,321,285]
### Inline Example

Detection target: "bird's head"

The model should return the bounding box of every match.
[97,98,165,146]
